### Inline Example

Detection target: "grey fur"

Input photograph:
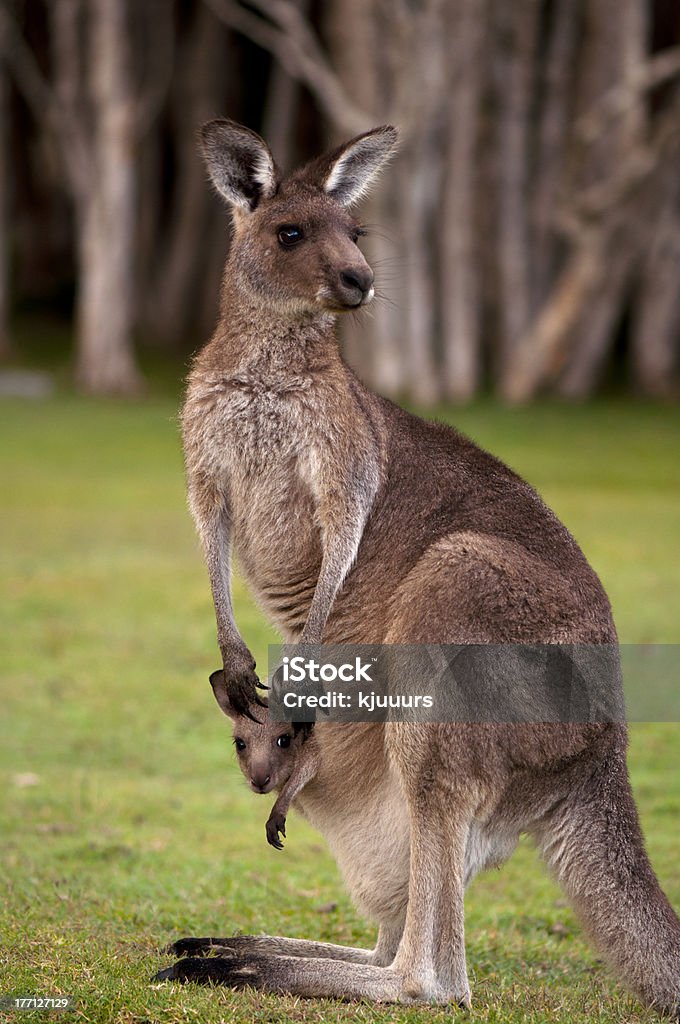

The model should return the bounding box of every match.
[211,679,319,850]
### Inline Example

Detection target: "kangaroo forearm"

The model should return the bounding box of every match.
[300,523,369,642]
[272,748,320,816]
[188,477,259,715]
[299,546,354,642]
[299,447,379,643]
[187,476,239,641]
[201,538,240,651]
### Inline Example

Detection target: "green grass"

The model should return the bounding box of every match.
[1,391,679,1023]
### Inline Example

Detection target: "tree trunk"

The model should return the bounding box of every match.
[364,195,407,399]
[263,0,307,171]
[399,142,441,405]
[493,0,539,378]
[366,0,415,399]
[531,0,579,309]
[557,234,634,398]
[324,0,386,386]
[0,34,11,358]
[630,175,680,397]
[440,0,486,401]
[75,0,141,395]
[150,4,228,347]
[134,125,162,341]
[500,232,606,403]
[631,220,680,397]
[557,0,648,399]
[391,0,448,405]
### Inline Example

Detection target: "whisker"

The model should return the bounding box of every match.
[373,291,401,313]
[362,222,399,243]
[371,258,417,273]
[373,273,405,284]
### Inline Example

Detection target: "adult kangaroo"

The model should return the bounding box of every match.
[165,119,680,1015]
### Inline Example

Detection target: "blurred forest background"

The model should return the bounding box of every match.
[1,0,680,403]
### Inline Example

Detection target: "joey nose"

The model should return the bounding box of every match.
[251,773,271,792]
[339,267,374,304]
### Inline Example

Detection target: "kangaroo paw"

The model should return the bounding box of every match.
[165,936,237,957]
[154,955,268,987]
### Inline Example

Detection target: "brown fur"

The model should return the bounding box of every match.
[162,120,680,1016]
[210,671,319,850]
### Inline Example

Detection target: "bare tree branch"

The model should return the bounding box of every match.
[576,44,680,144]
[48,0,94,202]
[441,0,486,400]
[531,0,579,308]
[504,78,680,404]
[202,0,371,133]
[0,2,93,200]
[557,236,635,399]
[500,232,606,404]
[631,210,680,397]
[561,76,680,236]
[262,0,307,168]
[0,5,57,125]
[50,0,84,121]
[135,0,175,138]
[494,0,540,369]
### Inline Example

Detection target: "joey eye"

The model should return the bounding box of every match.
[352,227,367,244]
[277,225,304,248]
[277,735,291,748]
[234,738,246,752]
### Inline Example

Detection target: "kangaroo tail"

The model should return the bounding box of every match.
[533,744,680,1018]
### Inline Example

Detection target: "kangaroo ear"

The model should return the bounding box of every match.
[209,669,234,717]
[200,119,278,211]
[308,126,399,208]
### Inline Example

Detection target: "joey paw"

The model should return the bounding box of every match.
[266,811,287,850]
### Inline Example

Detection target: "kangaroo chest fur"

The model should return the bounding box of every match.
[191,380,320,624]
[182,328,376,637]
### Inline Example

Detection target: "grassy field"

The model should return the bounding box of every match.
[1,390,679,1023]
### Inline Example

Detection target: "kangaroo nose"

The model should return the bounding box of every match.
[340,267,374,297]
[251,774,271,791]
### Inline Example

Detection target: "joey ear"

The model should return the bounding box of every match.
[309,125,399,207]
[200,119,278,211]
[209,668,234,717]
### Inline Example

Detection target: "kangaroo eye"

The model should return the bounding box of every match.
[277,225,304,247]
[234,738,246,752]
[277,735,291,748]
[352,227,367,244]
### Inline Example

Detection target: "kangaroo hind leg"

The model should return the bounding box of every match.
[386,722,478,1006]
[531,744,680,1018]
